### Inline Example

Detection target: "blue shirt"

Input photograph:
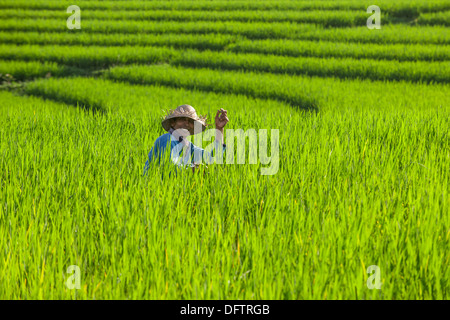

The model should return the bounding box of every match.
[143,129,226,177]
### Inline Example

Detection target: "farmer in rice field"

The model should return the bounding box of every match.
[143,104,229,176]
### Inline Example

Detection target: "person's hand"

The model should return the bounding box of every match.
[215,108,229,130]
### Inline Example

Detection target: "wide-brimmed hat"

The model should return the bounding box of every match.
[161,104,208,134]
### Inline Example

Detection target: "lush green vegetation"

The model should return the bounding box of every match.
[2,19,449,44]
[0,0,448,13]
[104,64,449,110]
[2,8,449,26]
[0,0,448,300]
[0,44,177,68]
[0,31,238,51]
[0,60,69,81]
[0,9,372,27]
[228,39,450,62]
[2,32,448,62]
[418,11,450,26]
[172,50,449,83]
[3,44,447,83]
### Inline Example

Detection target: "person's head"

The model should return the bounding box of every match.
[162,104,207,135]
[169,116,194,134]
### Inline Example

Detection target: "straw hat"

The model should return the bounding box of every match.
[161,104,208,134]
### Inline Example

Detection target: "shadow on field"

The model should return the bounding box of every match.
[23,86,108,116]
[6,62,320,115]
[4,66,109,116]
[283,96,319,113]
[1,64,90,83]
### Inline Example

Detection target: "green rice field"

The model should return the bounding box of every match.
[0,0,449,300]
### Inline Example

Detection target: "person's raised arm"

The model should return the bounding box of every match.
[214,108,229,144]
[191,108,229,166]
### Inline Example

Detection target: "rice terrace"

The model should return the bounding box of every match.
[0,0,448,301]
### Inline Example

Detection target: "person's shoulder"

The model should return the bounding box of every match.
[155,132,170,141]
[154,132,172,146]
